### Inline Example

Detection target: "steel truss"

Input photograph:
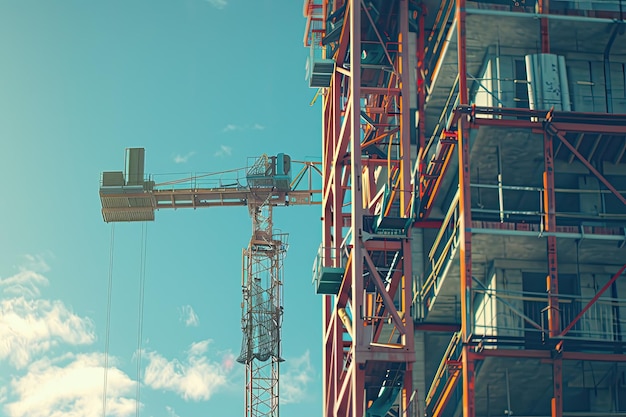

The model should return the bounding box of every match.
[313,1,416,416]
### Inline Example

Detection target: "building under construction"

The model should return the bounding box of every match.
[305,1,626,417]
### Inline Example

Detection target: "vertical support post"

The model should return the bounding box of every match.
[543,131,562,417]
[400,0,412,216]
[322,11,344,414]
[322,297,331,417]
[552,358,563,417]
[417,9,426,152]
[457,1,475,417]
[399,4,416,415]
[350,2,365,416]
[321,55,333,417]
[353,366,366,417]
[538,0,550,53]
[403,362,415,417]
[543,131,560,337]
[402,236,415,414]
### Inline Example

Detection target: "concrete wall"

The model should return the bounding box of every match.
[474,267,525,342]
[471,260,626,343]
[473,52,626,114]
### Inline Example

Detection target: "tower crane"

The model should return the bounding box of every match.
[99,148,321,417]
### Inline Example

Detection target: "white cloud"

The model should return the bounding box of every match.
[221,123,265,133]
[4,353,137,417]
[22,254,51,273]
[173,151,196,164]
[1,253,54,298]
[222,124,238,132]
[0,270,48,298]
[143,339,233,401]
[179,305,199,327]
[214,145,232,157]
[0,268,95,369]
[0,260,136,417]
[166,405,180,417]
[206,0,228,9]
[281,350,314,404]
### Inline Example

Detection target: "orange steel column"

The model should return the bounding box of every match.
[399,3,415,414]
[456,1,475,417]
[538,0,550,53]
[543,130,562,417]
[417,9,426,151]
[543,130,560,339]
[348,1,366,416]
[320,3,343,413]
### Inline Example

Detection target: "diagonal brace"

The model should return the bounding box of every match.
[363,248,407,335]
[559,264,626,337]
[472,276,544,332]
[544,121,626,207]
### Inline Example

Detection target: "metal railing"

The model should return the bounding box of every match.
[414,181,626,320]
[424,332,463,417]
[150,170,246,190]
[423,0,455,90]
[311,244,347,280]
[471,182,626,224]
[473,287,626,342]
[414,191,460,320]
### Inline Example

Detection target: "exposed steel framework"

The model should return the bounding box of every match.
[99,151,321,417]
[415,2,626,417]
[307,0,626,417]
[305,1,417,416]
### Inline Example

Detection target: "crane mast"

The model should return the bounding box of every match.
[99,149,320,417]
[238,201,285,417]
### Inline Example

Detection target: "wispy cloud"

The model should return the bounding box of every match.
[179,305,199,327]
[221,123,265,133]
[0,268,95,369]
[221,124,239,132]
[166,405,181,417]
[23,253,51,273]
[143,339,233,401]
[205,0,228,9]
[0,385,7,404]
[4,353,137,417]
[0,270,48,298]
[0,296,96,369]
[0,253,53,297]
[214,145,232,157]
[0,258,136,417]
[173,151,196,164]
[281,350,315,404]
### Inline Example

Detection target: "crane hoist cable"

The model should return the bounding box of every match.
[135,222,149,417]
[102,223,115,417]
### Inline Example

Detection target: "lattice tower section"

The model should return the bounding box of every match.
[238,201,287,417]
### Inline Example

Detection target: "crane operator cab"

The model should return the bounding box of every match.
[246,153,292,191]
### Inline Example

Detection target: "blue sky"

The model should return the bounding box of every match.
[0,1,322,416]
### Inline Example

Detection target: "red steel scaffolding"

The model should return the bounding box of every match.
[306,1,417,416]
[306,1,626,417]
